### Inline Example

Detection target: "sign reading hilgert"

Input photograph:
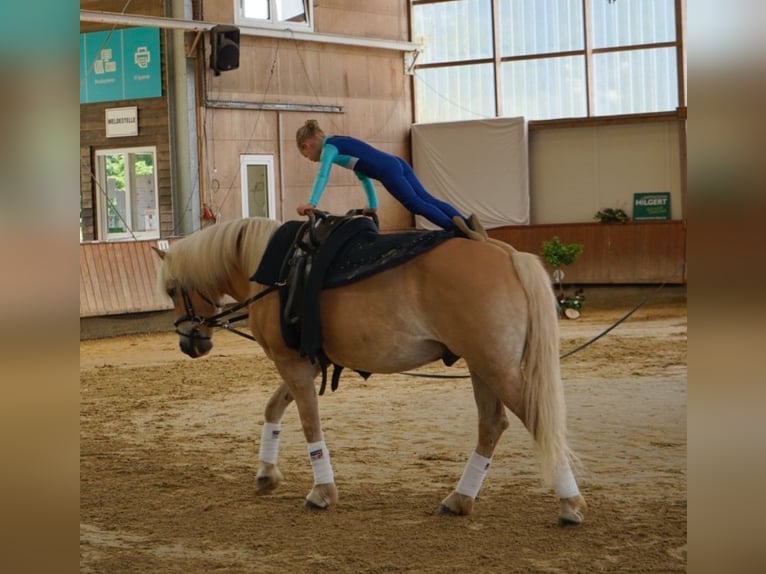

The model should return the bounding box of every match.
[633,192,670,221]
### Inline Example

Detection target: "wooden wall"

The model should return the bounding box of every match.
[79,0,172,241]
[314,0,409,40]
[79,0,165,33]
[80,220,686,318]
[488,221,687,284]
[79,98,173,240]
[198,1,416,230]
[80,240,173,317]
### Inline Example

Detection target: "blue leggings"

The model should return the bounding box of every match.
[378,157,464,230]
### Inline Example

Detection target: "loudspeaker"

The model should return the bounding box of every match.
[209,25,240,75]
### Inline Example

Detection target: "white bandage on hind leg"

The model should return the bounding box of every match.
[553,462,580,499]
[307,440,335,485]
[258,422,281,465]
[456,451,492,499]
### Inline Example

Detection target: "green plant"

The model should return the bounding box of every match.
[542,236,584,269]
[541,236,584,316]
[594,207,629,223]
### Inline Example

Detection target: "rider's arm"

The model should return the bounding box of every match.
[307,143,339,207]
[355,172,379,209]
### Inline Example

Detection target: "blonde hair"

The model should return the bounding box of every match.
[296,119,325,149]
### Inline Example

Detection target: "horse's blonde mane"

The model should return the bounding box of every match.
[158,217,281,298]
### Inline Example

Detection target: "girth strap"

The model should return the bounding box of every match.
[316,350,371,396]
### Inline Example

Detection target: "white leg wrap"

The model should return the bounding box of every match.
[553,462,580,499]
[456,451,492,499]
[307,440,334,485]
[258,422,281,465]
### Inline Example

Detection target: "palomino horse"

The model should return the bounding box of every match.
[153,216,587,525]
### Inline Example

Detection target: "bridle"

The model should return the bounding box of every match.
[173,284,280,342]
[171,209,361,346]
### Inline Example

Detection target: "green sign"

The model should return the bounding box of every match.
[633,192,670,221]
[80,27,162,104]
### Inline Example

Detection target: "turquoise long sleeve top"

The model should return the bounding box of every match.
[308,136,379,209]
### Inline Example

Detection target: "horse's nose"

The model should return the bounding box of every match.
[179,336,197,357]
[178,329,212,358]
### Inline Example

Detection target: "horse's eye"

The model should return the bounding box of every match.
[167,287,177,298]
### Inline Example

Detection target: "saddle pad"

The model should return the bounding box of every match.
[251,217,455,361]
[251,220,306,286]
[252,218,454,289]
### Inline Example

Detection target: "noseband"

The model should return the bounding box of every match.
[173,289,218,341]
[172,285,280,342]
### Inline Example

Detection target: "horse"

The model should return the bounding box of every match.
[153,215,587,525]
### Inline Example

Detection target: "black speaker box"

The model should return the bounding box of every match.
[210,25,240,75]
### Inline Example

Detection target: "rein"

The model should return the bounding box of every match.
[174,284,280,342]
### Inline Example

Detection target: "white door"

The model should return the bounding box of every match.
[240,154,276,219]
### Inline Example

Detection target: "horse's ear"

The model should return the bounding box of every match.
[151,246,166,260]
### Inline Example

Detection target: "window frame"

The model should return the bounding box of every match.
[94,146,160,242]
[410,0,686,122]
[240,154,277,220]
[235,0,314,32]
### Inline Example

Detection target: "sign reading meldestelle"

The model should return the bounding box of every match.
[106,107,138,137]
[633,192,670,221]
[80,27,161,104]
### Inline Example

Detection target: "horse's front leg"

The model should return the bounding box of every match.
[255,382,293,495]
[276,359,339,510]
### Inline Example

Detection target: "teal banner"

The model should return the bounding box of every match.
[80,27,162,104]
[633,192,671,221]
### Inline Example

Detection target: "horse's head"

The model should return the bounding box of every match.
[153,247,218,358]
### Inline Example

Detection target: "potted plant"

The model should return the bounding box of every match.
[541,236,585,318]
[594,207,629,223]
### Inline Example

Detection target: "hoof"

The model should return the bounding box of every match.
[255,476,278,495]
[558,495,587,526]
[439,491,474,516]
[438,504,460,516]
[304,483,338,510]
[558,515,583,527]
[254,465,282,495]
[304,498,329,511]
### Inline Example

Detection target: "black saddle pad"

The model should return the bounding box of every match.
[251,217,455,361]
[252,217,454,290]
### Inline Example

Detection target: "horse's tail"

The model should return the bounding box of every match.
[489,239,575,486]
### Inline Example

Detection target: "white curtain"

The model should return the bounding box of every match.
[411,117,529,229]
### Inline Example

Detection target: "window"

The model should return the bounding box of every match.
[236,0,313,30]
[414,64,496,123]
[502,56,587,120]
[412,0,493,65]
[411,0,684,123]
[94,147,159,241]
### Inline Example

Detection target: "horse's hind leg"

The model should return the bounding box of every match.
[440,374,509,516]
[255,382,293,495]
[497,381,587,526]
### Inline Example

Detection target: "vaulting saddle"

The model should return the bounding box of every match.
[250,210,455,394]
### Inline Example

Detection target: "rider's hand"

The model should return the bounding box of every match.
[297,203,316,216]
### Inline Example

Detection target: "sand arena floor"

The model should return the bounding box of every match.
[80,301,686,573]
